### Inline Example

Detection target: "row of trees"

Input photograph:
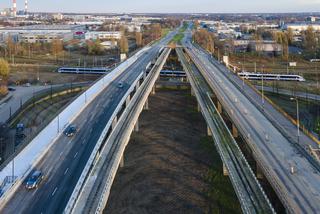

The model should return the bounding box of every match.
[1,37,64,59]
[0,59,9,95]
[193,29,215,53]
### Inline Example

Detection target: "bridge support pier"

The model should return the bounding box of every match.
[134,120,139,132]
[232,124,239,138]
[144,98,149,110]
[151,85,156,95]
[136,81,140,91]
[143,71,147,80]
[207,126,212,136]
[191,87,195,96]
[120,155,124,168]
[256,164,264,179]
[112,116,118,130]
[223,164,229,176]
[126,95,131,107]
[197,103,201,112]
[217,101,223,114]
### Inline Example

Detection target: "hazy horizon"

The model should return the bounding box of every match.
[1,0,320,14]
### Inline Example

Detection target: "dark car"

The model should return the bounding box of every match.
[25,171,44,189]
[64,125,77,137]
[118,82,124,88]
[8,87,16,91]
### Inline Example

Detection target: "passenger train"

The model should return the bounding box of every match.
[238,72,305,82]
[58,67,111,74]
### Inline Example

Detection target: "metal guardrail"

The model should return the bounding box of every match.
[177,48,274,214]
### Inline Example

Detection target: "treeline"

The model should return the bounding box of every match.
[193,29,215,53]
[0,37,64,58]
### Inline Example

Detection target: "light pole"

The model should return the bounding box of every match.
[262,65,265,108]
[290,97,300,143]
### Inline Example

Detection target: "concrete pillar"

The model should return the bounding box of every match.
[134,120,139,132]
[136,81,140,91]
[125,95,131,107]
[191,87,195,96]
[256,164,264,179]
[112,116,118,130]
[143,71,147,79]
[197,103,201,112]
[217,101,223,114]
[144,98,149,110]
[223,164,229,176]
[207,126,212,136]
[232,124,239,138]
[151,85,156,95]
[120,155,124,168]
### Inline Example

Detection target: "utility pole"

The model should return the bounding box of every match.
[290,97,300,143]
[262,65,265,108]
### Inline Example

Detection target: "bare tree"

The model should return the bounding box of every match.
[119,36,129,54]
[0,58,9,95]
[135,32,143,47]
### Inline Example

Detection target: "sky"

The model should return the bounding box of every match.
[1,0,320,13]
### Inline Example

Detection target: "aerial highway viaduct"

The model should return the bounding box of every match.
[182,27,320,213]
[0,30,177,214]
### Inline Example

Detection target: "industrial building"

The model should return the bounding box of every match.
[84,31,122,40]
[0,25,85,43]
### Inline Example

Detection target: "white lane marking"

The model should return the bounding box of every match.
[74,152,78,159]
[67,140,72,145]
[59,151,64,158]
[51,187,58,196]
[64,168,69,175]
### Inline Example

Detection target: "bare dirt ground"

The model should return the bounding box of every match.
[104,88,241,214]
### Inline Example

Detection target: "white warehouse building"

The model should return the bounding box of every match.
[85,31,122,40]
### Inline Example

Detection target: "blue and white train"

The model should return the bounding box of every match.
[58,67,111,74]
[238,72,305,82]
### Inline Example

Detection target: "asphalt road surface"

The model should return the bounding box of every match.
[2,32,175,214]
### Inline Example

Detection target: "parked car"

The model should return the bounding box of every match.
[25,171,44,189]
[8,87,16,91]
[64,125,77,137]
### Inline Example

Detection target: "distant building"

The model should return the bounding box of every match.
[249,41,282,55]
[307,16,317,23]
[52,13,64,20]
[100,41,117,49]
[285,24,320,32]
[85,31,122,40]
[0,25,84,43]
[120,15,133,22]
[20,33,70,43]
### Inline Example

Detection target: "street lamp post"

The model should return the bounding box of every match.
[262,65,265,108]
[290,97,300,143]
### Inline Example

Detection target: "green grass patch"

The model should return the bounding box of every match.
[171,33,184,44]
[162,28,170,38]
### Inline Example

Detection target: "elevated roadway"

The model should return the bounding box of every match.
[69,48,172,214]
[176,48,274,214]
[182,29,320,213]
[1,32,176,214]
